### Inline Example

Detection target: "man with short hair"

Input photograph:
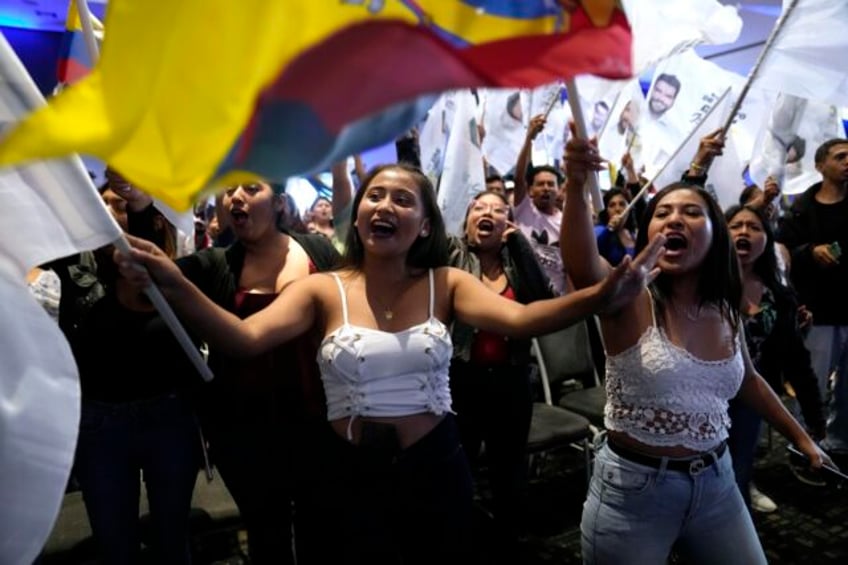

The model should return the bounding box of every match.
[513,114,566,294]
[485,174,507,195]
[648,73,681,118]
[640,73,684,177]
[778,138,848,466]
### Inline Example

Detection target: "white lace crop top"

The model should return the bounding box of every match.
[604,295,745,451]
[318,270,454,439]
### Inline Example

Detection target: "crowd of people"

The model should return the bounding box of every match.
[29,97,848,565]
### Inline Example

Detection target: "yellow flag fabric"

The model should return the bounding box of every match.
[0,1,626,210]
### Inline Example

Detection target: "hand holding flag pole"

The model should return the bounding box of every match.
[620,87,732,219]
[565,79,603,212]
[542,85,564,120]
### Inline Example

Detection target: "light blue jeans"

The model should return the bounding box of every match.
[581,441,766,565]
[805,325,848,452]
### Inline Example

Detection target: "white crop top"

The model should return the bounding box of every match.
[604,294,745,451]
[318,270,454,439]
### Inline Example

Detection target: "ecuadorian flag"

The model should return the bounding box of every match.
[1,0,630,210]
[56,0,102,85]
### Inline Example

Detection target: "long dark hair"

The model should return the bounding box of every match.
[597,188,636,231]
[725,204,781,295]
[635,182,741,330]
[341,163,449,270]
[460,190,513,240]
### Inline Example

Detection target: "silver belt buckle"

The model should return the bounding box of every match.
[689,458,706,476]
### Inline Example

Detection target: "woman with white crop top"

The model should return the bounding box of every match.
[560,126,834,565]
[116,163,664,564]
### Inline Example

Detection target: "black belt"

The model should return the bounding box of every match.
[607,439,727,475]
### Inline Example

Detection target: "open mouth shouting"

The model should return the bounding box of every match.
[475,218,496,237]
[734,237,752,255]
[369,218,397,238]
[663,232,688,257]
[230,208,249,227]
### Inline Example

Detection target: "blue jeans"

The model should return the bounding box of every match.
[727,398,762,509]
[805,325,848,452]
[74,395,201,565]
[581,441,766,565]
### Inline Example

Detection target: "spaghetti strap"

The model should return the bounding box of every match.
[647,291,658,328]
[428,269,435,318]
[330,273,349,325]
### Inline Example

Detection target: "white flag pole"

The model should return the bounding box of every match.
[622,87,732,217]
[719,0,801,133]
[75,0,100,63]
[565,79,604,212]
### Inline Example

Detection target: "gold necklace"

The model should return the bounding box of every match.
[370,279,410,321]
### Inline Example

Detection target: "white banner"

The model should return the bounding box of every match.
[596,78,645,188]
[640,50,738,180]
[749,93,844,195]
[623,0,743,73]
[438,90,485,236]
[480,88,527,175]
[418,93,451,187]
[753,0,848,107]
[0,32,122,564]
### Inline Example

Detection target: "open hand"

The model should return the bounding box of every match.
[600,233,666,314]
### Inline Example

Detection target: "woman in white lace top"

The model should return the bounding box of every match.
[560,127,832,565]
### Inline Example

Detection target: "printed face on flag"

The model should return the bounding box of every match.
[648,75,680,118]
[639,50,738,177]
[749,93,845,195]
[481,89,528,174]
[593,78,644,187]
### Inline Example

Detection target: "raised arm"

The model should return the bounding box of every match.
[118,235,317,357]
[450,235,664,338]
[513,114,547,207]
[331,159,354,221]
[560,125,611,288]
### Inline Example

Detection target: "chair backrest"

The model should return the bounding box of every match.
[532,319,601,395]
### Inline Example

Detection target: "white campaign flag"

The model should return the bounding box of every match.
[754,0,848,107]
[0,32,122,564]
[480,88,527,175]
[639,50,739,180]
[596,78,644,187]
[527,82,569,167]
[749,93,844,195]
[438,90,485,236]
[418,94,451,187]
[622,0,743,73]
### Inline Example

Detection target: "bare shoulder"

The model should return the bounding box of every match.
[439,265,473,286]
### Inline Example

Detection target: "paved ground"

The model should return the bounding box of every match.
[39,430,847,565]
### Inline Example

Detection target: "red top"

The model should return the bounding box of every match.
[469,285,515,365]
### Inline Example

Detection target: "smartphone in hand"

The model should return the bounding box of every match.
[788,445,848,481]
